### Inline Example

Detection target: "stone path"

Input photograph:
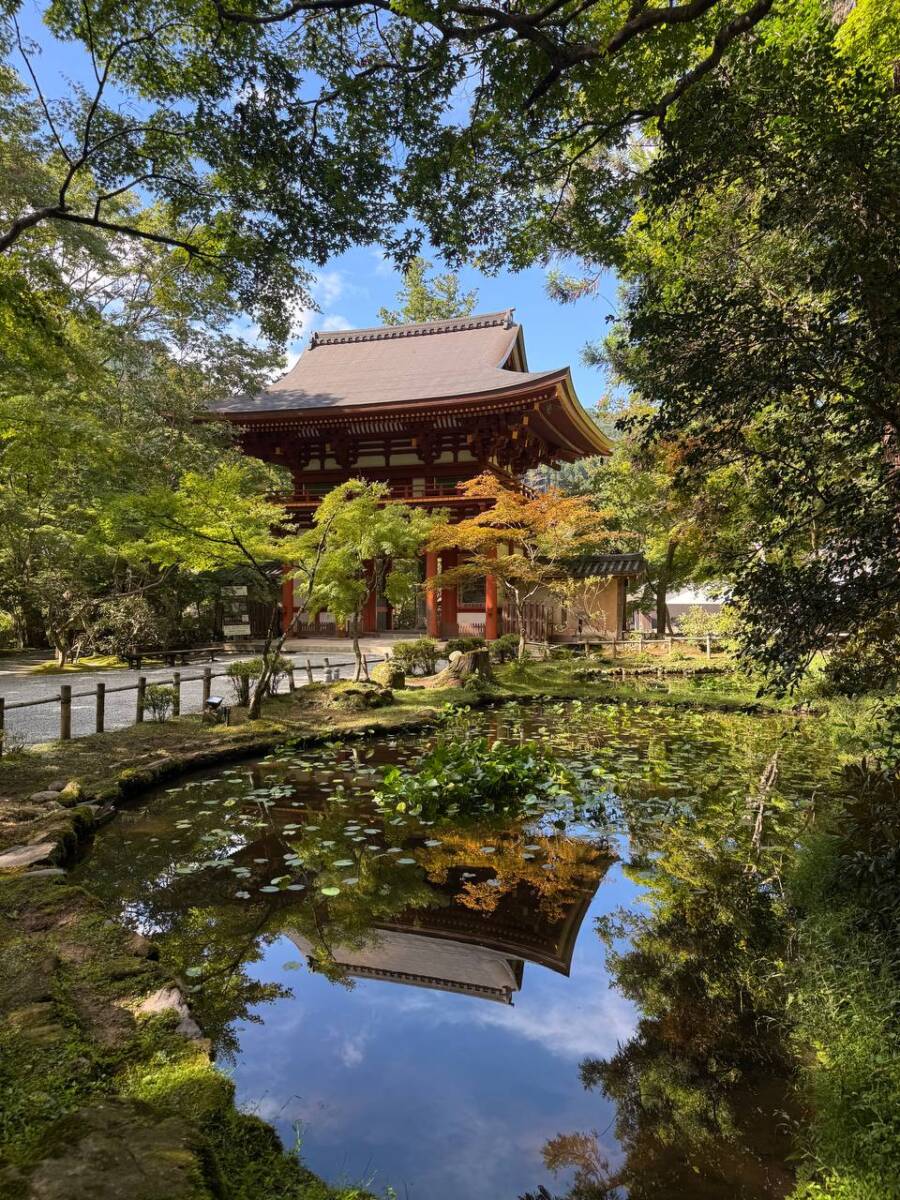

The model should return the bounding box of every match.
[0,639,395,746]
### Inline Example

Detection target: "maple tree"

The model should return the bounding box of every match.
[427,473,614,658]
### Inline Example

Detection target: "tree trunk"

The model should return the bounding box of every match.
[654,540,678,637]
[352,615,363,682]
[425,648,492,688]
[248,603,282,719]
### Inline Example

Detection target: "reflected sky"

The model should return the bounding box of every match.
[233,861,640,1199]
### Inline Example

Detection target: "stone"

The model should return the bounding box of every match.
[27,867,67,878]
[6,1001,65,1044]
[57,781,84,805]
[370,660,405,689]
[46,779,69,792]
[1,1099,203,1200]
[137,985,203,1039]
[126,932,158,960]
[0,841,56,870]
[29,790,63,804]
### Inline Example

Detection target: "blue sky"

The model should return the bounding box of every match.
[11,0,620,409]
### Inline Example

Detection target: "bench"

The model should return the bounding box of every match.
[124,645,225,670]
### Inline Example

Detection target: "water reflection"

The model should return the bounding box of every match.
[75,700,841,1199]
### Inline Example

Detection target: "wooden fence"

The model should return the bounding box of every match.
[0,653,384,755]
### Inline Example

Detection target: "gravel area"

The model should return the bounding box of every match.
[0,647,387,746]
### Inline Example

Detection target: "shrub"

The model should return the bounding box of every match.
[390,638,440,676]
[373,736,575,819]
[489,632,520,663]
[822,621,900,697]
[444,636,486,656]
[0,610,16,649]
[225,656,292,705]
[144,684,175,722]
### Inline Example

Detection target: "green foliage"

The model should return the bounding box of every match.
[377,256,477,325]
[443,635,486,656]
[225,656,292,706]
[390,638,440,676]
[601,29,900,688]
[822,619,900,697]
[143,684,175,723]
[373,736,572,820]
[489,633,520,664]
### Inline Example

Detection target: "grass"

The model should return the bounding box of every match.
[29,654,128,674]
[785,791,900,1200]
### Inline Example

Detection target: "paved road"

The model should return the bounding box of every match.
[0,644,389,746]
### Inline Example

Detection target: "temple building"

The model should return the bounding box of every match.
[210,310,640,638]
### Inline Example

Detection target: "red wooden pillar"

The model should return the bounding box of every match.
[440,549,458,638]
[425,550,440,638]
[484,549,499,641]
[281,567,295,634]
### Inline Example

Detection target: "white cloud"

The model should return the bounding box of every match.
[338,1030,369,1068]
[367,962,638,1062]
[313,269,346,307]
[370,248,396,278]
[321,314,352,332]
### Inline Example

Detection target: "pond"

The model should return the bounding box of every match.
[74,698,843,1199]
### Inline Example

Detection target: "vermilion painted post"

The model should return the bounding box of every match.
[440,549,458,638]
[425,550,440,638]
[484,549,499,642]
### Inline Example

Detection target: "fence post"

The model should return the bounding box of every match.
[136,676,146,723]
[611,638,617,660]
[287,665,296,693]
[0,696,5,756]
[95,682,105,734]
[202,667,212,708]
[305,658,314,684]
[60,684,72,740]
[706,634,712,661]
[667,635,673,654]
[362,655,369,680]
[172,671,181,717]
[638,634,643,653]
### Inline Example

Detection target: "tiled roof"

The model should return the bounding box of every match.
[565,553,646,578]
[209,309,566,415]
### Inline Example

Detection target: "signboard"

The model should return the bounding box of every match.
[222,585,251,638]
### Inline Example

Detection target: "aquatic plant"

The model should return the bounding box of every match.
[373,736,575,819]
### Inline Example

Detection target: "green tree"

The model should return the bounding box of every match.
[304,480,435,679]
[377,255,477,325]
[597,29,900,686]
[562,399,743,636]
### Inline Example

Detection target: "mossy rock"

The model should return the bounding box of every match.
[327,682,394,712]
[370,661,405,689]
